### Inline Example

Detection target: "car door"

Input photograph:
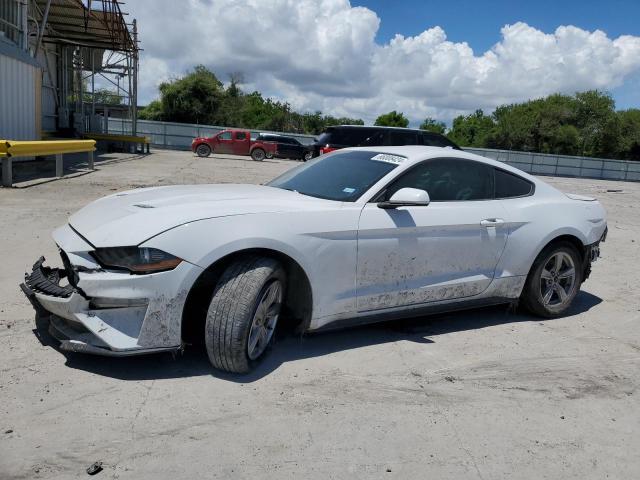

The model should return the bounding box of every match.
[356,158,508,312]
[231,131,250,155]
[215,131,234,154]
[289,139,305,159]
[274,138,292,158]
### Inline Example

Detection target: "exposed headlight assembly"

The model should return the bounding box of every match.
[92,247,182,274]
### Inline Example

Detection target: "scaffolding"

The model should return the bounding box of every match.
[18,0,139,136]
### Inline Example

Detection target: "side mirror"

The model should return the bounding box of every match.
[377,188,430,209]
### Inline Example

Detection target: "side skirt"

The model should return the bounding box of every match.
[309,297,515,333]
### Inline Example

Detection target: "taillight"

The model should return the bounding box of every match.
[320,146,337,155]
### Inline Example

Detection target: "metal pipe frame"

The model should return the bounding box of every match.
[24,0,139,136]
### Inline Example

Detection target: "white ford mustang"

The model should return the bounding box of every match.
[22,146,607,373]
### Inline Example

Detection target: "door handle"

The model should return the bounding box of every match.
[480,218,505,227]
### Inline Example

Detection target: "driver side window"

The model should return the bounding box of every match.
[384,158,494,201]
[219,131,232,140]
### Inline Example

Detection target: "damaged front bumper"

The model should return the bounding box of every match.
[20,225,203,357]
[583,226,607,281]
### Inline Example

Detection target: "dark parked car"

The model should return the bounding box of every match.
[312,125,460,156]
[256,134,314,161]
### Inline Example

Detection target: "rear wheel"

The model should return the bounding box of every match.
[521,242,582,317]
[303,151,313,162]
[251,148,266,162]
[195,144,211,157]
[205,256,286,373]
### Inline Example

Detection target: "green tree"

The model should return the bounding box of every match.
[136,65,365,134]
[138,99,163,121]
[616,109,640,160]
[217,73,246,127]
[81,81,122,106]
[374,111,409,128]
[158,65,224,124]
[489,94,579,153]
[552,124,581,156]
[93,88,123,105]
[302,111,325,135]
[419,117,446,134]
[573,90,619,157]
[448,109,495,147]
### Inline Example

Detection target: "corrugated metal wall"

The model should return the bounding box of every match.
[35,46,58,132]
[0,52,39,140]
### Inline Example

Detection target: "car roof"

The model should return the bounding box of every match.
[339,145,538,181]
[330,125,440,133]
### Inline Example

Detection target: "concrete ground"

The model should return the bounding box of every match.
[1,149,638,479]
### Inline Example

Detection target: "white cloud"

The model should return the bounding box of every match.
[125,0,640,124]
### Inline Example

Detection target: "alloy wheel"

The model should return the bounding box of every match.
[539,252,576,307]
[247,280,283,360]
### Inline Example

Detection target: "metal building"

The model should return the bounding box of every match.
[0,0,139,141]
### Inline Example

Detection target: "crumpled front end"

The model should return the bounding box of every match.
[20,224,203,356]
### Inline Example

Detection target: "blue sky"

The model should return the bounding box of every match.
[132,1,640,123]
[353,0,640,110]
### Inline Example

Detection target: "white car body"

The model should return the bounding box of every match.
[22,146,607,357]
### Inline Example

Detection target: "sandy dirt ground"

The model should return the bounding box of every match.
[1,150,639,479]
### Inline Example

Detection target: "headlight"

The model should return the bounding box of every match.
[92,247,182,274]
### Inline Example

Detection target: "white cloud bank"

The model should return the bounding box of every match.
[126,0,640,123]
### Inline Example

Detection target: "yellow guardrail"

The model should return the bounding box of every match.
[1,139,96,187]
[84,133,150,144]
[6,139,96,157]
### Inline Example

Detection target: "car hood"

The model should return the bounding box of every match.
[68,184,326,247]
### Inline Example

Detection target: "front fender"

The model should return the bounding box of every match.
[142,218,312,273]
[140,209,361,322]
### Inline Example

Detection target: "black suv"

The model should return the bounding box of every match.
[313,125,459,156]
[255,134,314,161]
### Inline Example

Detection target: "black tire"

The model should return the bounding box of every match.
[195,144,211,157]
[251,148,266,162]
[266,152,274,159]
[520,242,583,318]
[303,151,313,162]
[205,256,286,373]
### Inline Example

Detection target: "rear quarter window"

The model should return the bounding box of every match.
[388,130,419,145]
[421,133,458,148]
[494,168,534,198]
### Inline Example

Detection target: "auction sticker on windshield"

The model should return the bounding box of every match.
[371,153,406,165]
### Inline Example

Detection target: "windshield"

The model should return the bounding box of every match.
[267,150,402,201]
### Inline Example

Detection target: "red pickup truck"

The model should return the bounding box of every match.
[191,129,278,161]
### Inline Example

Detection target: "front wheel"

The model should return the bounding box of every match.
[195,144,211,157]
[520,242,582,317]
[251,148,266,161]
[205,256,286,373]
